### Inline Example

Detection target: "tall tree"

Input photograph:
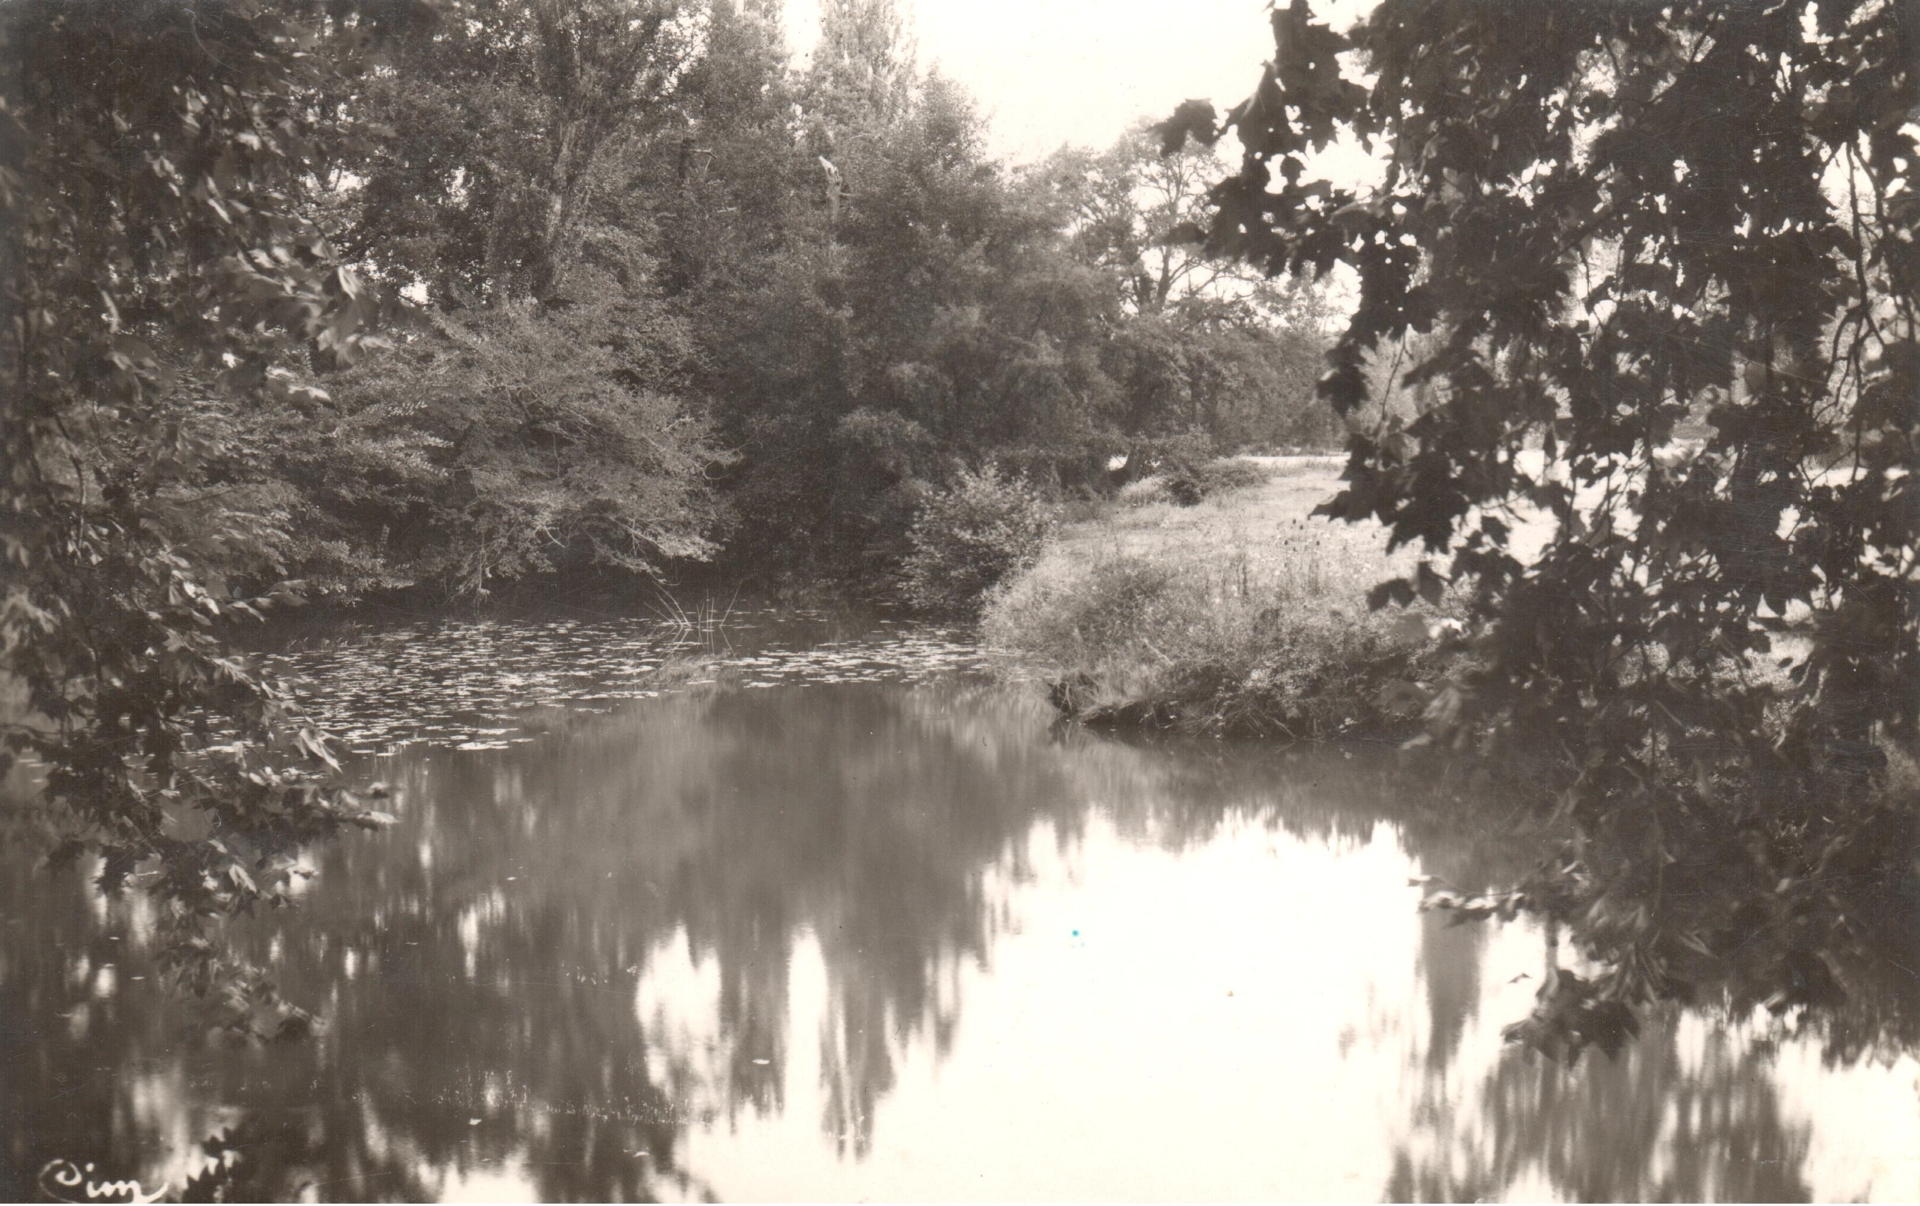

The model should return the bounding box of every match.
[1174,0,1917,1054]
[805,0,917,136]
[1032,125,1338,449]
[346,0,701,304]
[656,0,803,297]
[701,67,1129,581]
[1054,122,1303,321]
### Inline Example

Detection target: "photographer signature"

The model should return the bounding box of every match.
[37,1159,168,1204]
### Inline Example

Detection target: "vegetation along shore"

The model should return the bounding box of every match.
[984,456,1456,741]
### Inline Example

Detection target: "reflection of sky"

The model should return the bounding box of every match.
[8,675,1919,1202]
[681,814,1423,1200]
[643,809,1920,1202]
[1782,1031,1920,1200]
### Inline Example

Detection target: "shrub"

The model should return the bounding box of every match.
[1194,458,1272,496]
[1115,459,1271,510]
[1163,473,1205,506]
[902,466,1053,617]
[985,555,1184,668]
[1116,476,1174,507]
[1125,429,1216,505]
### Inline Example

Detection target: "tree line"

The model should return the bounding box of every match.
[13,0,1338,608]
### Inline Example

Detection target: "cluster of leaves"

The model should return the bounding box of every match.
[1178,0,1917,1058]
[267,294,725,598]
[0,0,407,1037]
[337,0,701,304]
[1102,313,1341,452]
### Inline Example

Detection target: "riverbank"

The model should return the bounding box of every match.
[984,458,1457,739]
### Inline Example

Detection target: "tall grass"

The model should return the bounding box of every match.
[984,459,1451,738]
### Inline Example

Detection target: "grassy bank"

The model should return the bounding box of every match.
[983,458,1456,739]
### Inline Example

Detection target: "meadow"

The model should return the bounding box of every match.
[983,458,1456,738]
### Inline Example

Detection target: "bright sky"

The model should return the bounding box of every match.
[785,0,1285,161]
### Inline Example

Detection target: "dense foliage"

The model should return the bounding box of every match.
[1175,0,1917,1057]
[290,0,727,596]
[1052,124,1342,451]
[680,5,1338,585]
[0,0,404,1038]
[278,0,1338,594]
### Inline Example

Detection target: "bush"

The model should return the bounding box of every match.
[1163,473,1205,506]
[1194,458,1272,496]
[986,556,1184,667]
[1115,459,1271,509]
[902,466,1053,617]
[1116,476,1174,507]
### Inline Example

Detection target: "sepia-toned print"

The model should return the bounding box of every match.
[2,0,1913,1200]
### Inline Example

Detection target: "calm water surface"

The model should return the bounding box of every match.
[2,613,1915,1201]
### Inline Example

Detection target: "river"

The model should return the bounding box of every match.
[2,610,1915,1201]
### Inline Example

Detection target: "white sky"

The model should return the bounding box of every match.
[786,0,1285,161]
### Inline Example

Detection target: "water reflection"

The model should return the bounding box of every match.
[1390,1005,1814,1201]
[4,674,1917,1201]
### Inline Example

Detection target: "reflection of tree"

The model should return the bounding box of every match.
[1388,1002,1814,1202]
[4,683,1081,1196]
[638,686,1093,1154]
[1417,911,1486,1073]
[0,881,198,1201]
[2,679,1912,1201]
